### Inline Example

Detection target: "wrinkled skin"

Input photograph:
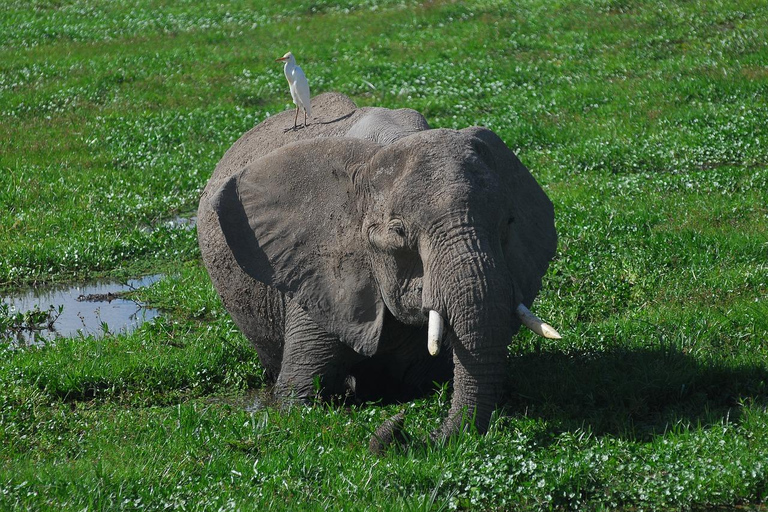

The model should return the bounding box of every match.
[198,93,556,438]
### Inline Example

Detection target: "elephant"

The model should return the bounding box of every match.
[197,92,559,440]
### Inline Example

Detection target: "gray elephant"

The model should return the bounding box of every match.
[198,93,559,439]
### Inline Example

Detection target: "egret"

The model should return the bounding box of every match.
[276,52,311,129]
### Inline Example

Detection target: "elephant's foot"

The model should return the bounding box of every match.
[429,406,482,443]
[368,411,409,456]
[368,408,480,455]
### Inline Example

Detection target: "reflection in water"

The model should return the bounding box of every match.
[2,275,163,346]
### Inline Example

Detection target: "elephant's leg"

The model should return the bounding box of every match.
[275,300,362,402]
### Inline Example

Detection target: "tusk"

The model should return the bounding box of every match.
[516,304,562,339]
[427,310,444,356]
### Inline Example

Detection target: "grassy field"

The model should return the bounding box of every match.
[2,0,767,509]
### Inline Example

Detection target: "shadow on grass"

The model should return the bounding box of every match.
[503,344,768,441]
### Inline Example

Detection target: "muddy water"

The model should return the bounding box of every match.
[2,275,163,345]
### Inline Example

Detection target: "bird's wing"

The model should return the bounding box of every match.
[292,65,307,83]
[293,66,311,115]
[288,82,300,106]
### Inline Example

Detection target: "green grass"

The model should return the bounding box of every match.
[2,0,767,509]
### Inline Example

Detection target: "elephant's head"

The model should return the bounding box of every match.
[210,126,557,438]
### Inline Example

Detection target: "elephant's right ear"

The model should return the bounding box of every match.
[210,138,386,357]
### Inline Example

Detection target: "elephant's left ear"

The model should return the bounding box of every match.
[210,138,386,357]
[462,126,557,308]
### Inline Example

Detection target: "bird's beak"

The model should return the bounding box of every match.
[276,57,287,62]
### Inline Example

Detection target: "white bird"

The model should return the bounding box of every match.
[276,51,311,129]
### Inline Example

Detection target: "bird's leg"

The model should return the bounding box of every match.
[303,110,308,127]
[294,107,299,129]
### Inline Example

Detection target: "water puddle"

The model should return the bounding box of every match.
[141,215,197,233]
[1,274,163,346]
[212,387,276,413]
[165,215,197,230]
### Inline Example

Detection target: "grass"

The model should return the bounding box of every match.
[1,0,767,509]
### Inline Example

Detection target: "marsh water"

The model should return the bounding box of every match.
[2,215,198,346]
[2,274,162,345]
[142,215,197,233]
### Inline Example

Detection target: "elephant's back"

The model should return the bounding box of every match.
[345,107,430,145]
[211,92,361,185]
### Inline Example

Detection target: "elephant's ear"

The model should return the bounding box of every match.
[210,138,386,357]
[463,126,557,307]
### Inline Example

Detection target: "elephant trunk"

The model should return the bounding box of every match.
[436,302,514,439]
[425,230,516,439]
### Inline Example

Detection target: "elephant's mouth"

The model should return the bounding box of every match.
[380,276,426,325]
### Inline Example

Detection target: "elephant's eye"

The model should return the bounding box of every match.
[389,219,406,239]
[368,219,408,251]
[507,216,515,225]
